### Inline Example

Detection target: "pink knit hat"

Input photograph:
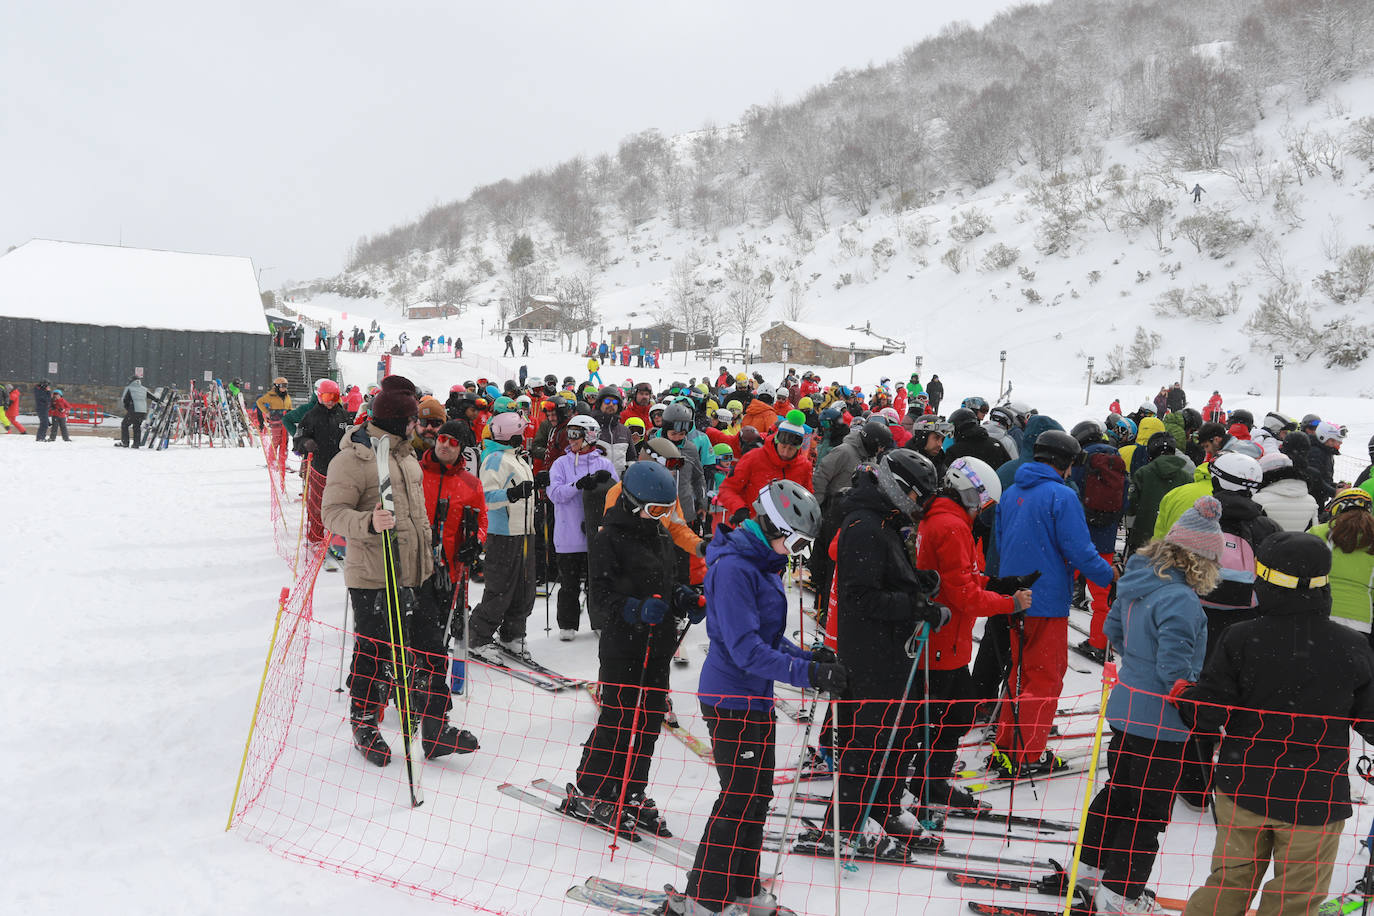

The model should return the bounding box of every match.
[1165,495,1224,562]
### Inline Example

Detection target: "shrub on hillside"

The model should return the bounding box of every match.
[1152,283,1243,322]
[1320,316,1374,368]
[1173,209,1255,258]
[1314,245,1374,304]
[979,243,1021,271]
[1243,282,1319,359]
[948,208,993,243]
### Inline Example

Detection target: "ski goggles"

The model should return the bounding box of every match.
[643,501,675,520]
[566,429,588,440]
[775,430,804,448]
[436,434,462,447]
[653,454,685,470]
[780,531,813,555]
[1254,560,1329,590]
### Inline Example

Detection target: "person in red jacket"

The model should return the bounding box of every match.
[718,416,814,525]
[6,385,26,434]
[910,455,1032,810]
[1203,391,1224,423]
[47,388,72,442]
[620,381,654,429]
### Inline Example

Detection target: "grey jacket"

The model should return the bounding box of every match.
[121,380,150,413]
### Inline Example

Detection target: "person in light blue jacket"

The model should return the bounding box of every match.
[1077,496,1224,915]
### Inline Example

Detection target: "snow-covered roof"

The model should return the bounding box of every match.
[765,320,898,351]
[0,239,268,335]
[528,294,561,305]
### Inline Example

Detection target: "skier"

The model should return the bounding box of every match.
[118,376,150,448]
[561,461,697,837]
[321,375,476,764]
[547,415,619,640]
[46,388,71,442]
[591,386,632,473]
[671,480,834,916]
[467,411,539,663]
[256,377,293,476]
[5,383,25,434]
[910,456,1032,811]
[793,449,951,859]
[1079,496,1225,916]
[925,374,944,413]
[32,380,51,442]
[294,380,351,550]
[945,407,1010,469]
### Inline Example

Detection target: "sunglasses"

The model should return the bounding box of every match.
[419,418,444,428]
[601,398,620,407]
[775,431,804,447]
[643,501,674,520]
[653,454,685,470]
[436,433,461,447]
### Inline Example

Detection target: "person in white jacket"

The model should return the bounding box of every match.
[1253,452,1318,532]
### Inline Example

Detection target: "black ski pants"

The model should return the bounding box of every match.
[556,551,588,631]
[970,614,1013,704]
[686,704,776,910]
[575,653,670,801]
[467,533,535,647]
[909,666,978,800]
[347,578,451,725]
[47,416,70,441]
[1080,729,1186,899]
[121,411,146,448]
[828,690,922,833]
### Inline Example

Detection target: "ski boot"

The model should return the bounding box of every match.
[497,635,534,664]
[986,749,1070,780]
[349,695,391,767]
[627,791,672,837]
[1073,638,1107,664]
[923,778,993,814]
[558,784,639,840]
[883,809,944,852]
[725,891,799,916]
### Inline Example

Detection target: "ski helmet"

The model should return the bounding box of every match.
[1007,402,1034,426]
[566,414,599,441]
[858,418,894,457]
[1328,487,1373,519]
[715,408,734,423]
[622,461,678,518]
[945,455,1002,513]
[871,448,939,519]
[1105,414,1136,447]
[1181,407,1202,432]
[753,479,822,554]
[878,407,901,425]
[1211,452,1263,492]
[1315,420,1346,445]
[489,411,525,444]
[1368,431,1374,463]
[1220,438,1263,459]
[961,396,989,413]
[663,402,694,432]
[544,374,559,390]
[1033,429,1082,469]
[913,415,954,436]
[1262,412,1296,437]
[948,407,981,439]
[1229,408,1255,429]
[988,405,1016,431]
[1070,419,1106,447]
[755,384,775,404]
[1137,401,1156,416]
[1300,413,1321,431]
[318,379,341,401]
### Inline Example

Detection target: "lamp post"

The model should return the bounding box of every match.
[782,342,791,378]
[999,350,1007,399]
[914,355,923,376]
[1085,357,1095,406]
[1274,354,1284,412]
[1178,356,1186,386]
[849,342,856,385]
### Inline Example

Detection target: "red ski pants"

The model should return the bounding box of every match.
[994,616,1068,763]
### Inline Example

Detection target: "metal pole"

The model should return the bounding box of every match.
[1274,355,1284,413]
[1084,358,1095,407]
[849,343,855,385]
[999,350,1007,399]
[1179,356,1186,386]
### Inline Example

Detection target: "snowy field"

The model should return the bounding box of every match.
[10,411,1374,915]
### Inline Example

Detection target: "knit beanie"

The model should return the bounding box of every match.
[1165,495,1225,562]
[370,375,419,436]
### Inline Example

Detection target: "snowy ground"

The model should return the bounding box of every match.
[11,416,1374,914]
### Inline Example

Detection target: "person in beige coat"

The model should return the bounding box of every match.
[323,374,477,767]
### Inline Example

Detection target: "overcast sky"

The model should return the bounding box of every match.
[4,0,1022,285]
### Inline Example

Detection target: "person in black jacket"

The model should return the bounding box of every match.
[925,375,944,414]
[561,461,699,838]
[1180,532,1374,916]
[295,380,351,550]
[792,449,951,861]
[32,381,51,442]
[1307,422,1347,505]
[944,407,1011,469]
[1166,382,1187,413]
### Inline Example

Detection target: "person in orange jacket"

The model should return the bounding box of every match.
[741,385,781,435]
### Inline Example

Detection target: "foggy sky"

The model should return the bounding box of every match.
[3,0,1022,285]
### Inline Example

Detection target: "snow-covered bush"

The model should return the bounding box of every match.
[948,207,993,243]
[1128,326,1161,371]
[1314,246,1374,304]
[1152,283,1242,323]
[1173,209,1255,259]
[1243,282,1319,359]
[941,246,965,274]
[1320,317,1374,368]
[979,243,1021,271]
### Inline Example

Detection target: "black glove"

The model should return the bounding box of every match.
[506,480,535,502]
[809,661,848,694]
[534,469,551,489]
[298,438,317,454]
[810,646,838,665]
[622,595,669,625]
[911,595,952,631]
[729,507,751,526]
[673,585,706,623]
[457,540,481,566]
[593,468,613,485]
[985,571,1041,596]
[575,474,597,490]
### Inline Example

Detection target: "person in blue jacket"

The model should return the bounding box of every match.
[1078,496,1222,915]
[989,429,1117,778]
[671,480,840,916]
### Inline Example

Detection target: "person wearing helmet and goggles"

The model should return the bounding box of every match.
[547,414,619,641]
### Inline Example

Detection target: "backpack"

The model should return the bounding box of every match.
[1082,450,1127,526]
[1200,529,1258,610]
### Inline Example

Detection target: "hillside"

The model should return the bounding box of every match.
[288,0,1374,409]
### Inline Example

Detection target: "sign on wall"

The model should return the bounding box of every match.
[48,362,58,374]
[134,367,144,378]
[203,371,213,382]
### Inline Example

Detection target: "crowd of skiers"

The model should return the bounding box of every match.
[278,359,1374,916]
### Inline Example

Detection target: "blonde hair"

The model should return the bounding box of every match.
[1135,540,1221,595]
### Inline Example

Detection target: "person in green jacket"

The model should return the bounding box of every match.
[1310,488,1374,643]
[283,378,326,437]
[1128,432,1196,552]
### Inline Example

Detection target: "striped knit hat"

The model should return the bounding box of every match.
[1165,495,1224,562]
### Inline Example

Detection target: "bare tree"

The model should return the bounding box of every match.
[723,256,768,348]
[556,271,601,352]
[1160,53,1250,169]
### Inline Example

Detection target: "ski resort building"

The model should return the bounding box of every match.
[0,239,271,413]
[759,320,903,368]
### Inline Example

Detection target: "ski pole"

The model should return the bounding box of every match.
[845,622,929,869]
[770,687,824,881]
[831,698,844,910]
[293,469,310,578]
[608,613,658,859]
[1063,654,1116,916]
[336,590,350,695]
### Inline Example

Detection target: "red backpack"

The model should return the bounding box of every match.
[1082,450,1127,526]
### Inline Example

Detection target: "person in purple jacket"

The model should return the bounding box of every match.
[668,479,842,916]
[547,414,618,640]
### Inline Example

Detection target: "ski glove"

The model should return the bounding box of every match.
[911,596,952,631]
[809,646,838,665]
[673,585,706,624]
[985,571,1041,596]
[506,480,535,502]
[622,595,669,626]
[574,474,597,490]
[808,661,848,695]
[457,540,481,565]
[729,507,751,526]
[534,470,551,489]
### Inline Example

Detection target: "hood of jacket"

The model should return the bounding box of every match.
[1012,459,1069,491]
[1145,453,1190,479]
[1023,414,1064,445]
[1115,551,1189,605]
[1135,416,1167,445]
[340,422,414,462]
[841,469,907,526]
[1214,487,1265,523]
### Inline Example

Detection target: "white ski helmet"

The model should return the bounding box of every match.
[566,414,599,440]
[945,456,1002,513]
[1211,452,1263,493]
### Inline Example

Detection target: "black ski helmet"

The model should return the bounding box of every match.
[1229,408,1255,429]
[621,461,677,512]
[544,373,559,390]
[858,418,895,457]
[1033,429,1081,469]
[948,407,980,439]
[871,448,939,519]
[1069,419,1106,447]
[595,386,622,411]
[1181,407,1202,432]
